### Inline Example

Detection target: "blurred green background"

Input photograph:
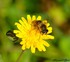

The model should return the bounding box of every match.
[0,0,70,62]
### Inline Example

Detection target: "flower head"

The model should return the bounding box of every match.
[14,15,54,53]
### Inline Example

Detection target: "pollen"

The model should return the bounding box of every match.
[13,15,54,53]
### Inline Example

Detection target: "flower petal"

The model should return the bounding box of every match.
[27,15,32,24]
[32,15,36,21]
[15,22,24,31]
[13,30,20,34]
[36,43,42,51]
[21,17,28,26]
[41,45,46,51]
[22,45,26,50]
[21,17,27,22]
[31,46,35,53]
[37,16,41,20]
[42,20,47,24]
[16,33,23,38]
[42,34,54,39]
[43,40,50,47]
[20,40,26,45]
[26,41,31,49]
[47,23,50,27]
[46,35,54,39]
[47,27,52,34]
[19,20,26,28]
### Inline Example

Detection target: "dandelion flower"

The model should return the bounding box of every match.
[14,15,54,53]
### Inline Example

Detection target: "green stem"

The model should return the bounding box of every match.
[16,50,24,62]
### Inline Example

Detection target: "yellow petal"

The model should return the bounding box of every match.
[16,33,23,38]
[21,17,28,27]
[43,41,50,47]
[20,40,26,45]
[37,16,41,20]
[13,30,20,33]
[41,45,46,51]
[21,17,27,22]
[31,46,35,53]
[15,23,24,31]
[27,15,32,24]
[42,20,47,24]
[22,45,25,50]
[32,15,36,21]
[47,27,52,34]
[42,34,54,39]
[47,23,50,27]
[46,35,54,39]
[26,41,31,49]
[36,43,42,51]
[21,17,31,30]
[19,20,26,28]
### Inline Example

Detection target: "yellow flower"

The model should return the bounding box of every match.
[14,15,54,53]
